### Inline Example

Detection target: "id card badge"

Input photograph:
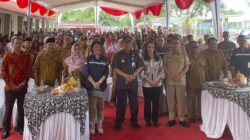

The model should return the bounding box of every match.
[248,62,250,68]
[132,62,136,68]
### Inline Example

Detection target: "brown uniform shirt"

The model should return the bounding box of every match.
[33,51,62,86]
[163,48,190,86]
[60,47,71,63]
[202,49,228,81]
[187,53,207,88]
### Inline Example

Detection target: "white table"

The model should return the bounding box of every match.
[200,90,250,140]
[23,112,89,140]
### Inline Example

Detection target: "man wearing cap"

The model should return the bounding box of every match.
[23,37,37,66]
[1,36,32,138]
[112,36,144,130]
[33,37,62,87]
[186,41,207,123]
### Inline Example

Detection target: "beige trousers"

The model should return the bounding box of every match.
[89,95,104,123]
[167,85,186,121]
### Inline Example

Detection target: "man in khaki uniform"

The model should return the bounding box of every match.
[186,41,207,123]
[60,35,72,62]
[202,37,228,81]
[33,37,62,87]
[163,35,190,128]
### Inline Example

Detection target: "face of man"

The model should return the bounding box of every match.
[64,36,71,47]
[32,34,39,42]
[223,32,230,41]
[171,39,180,50]
[23,41,32,52]
[156,37,165,48]
[208,40,217,50]
[46,43,55,54]
[12,38,23,53]
[204,35,210,43]
[123,42,132,52]
[190,42,199,54]
[238,36,248,48]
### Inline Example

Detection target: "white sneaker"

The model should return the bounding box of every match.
[97,122,104,134]
[90,122,95,135]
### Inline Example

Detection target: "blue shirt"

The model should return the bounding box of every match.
[84,55,109,91]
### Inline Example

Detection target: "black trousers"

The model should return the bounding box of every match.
[142,86,161,123]
[3,89,27,131]
[115,89,138,125]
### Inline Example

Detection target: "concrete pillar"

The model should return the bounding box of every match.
[11,14,18,34]
[17,16,23,33]
[29,18,33,33]
[46,19,49,32]
[42,18,45,31]
[35,18,39,31]
[3,13,11,36]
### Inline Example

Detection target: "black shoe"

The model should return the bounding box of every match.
[153,122,159,127]
[1,130,9,139]
[131,123,141,129]
[166,120,176,127]
[179,121,190,128]
[114,124,121,131]
[188,118,196,123]
[145,122,151,127]
[18,128,23,135]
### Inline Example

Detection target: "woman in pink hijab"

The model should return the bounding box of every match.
[63,43,86,86]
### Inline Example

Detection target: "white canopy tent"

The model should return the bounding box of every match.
[6,0,221,40]
[34,0,165,13]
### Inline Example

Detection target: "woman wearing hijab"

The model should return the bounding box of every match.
[63,43,86,86]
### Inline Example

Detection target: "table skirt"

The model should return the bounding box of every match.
[23,112,89,140]
[200,90,250,140]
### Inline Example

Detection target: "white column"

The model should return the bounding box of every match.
[165,0,170,30]
[129,13,134,29]
[27,0,32,36]
[95,0,98,32]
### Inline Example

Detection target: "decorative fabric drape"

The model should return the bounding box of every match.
[100,7,128,16]
[134,3,163,19]
[175,0,194,10]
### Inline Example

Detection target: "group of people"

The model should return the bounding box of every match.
[0,27,249,139]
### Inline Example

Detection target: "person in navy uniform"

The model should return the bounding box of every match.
[111,36,144,130]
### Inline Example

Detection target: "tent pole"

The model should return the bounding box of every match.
[27,0,31,36]
[210,0,222,42]
[95,0,98,33]
[144,8,147,31]
[129,13,134,30]
[46,11,49,33]
[165,0,170,30]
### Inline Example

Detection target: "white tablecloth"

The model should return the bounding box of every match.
[200,90,250,140]
[23,112,89,140]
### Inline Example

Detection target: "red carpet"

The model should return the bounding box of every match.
[0,97,233,140]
